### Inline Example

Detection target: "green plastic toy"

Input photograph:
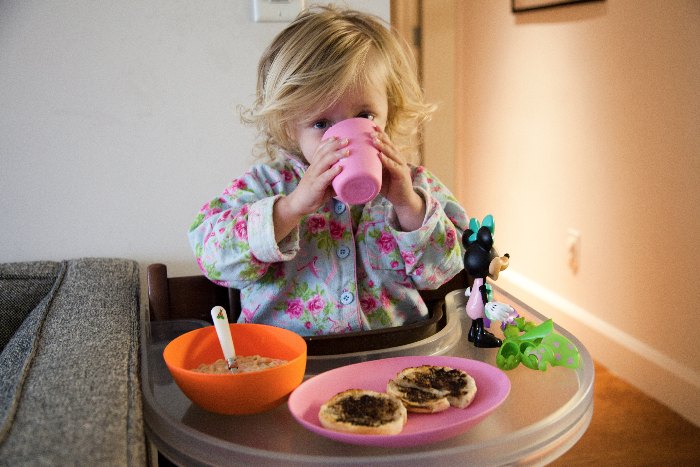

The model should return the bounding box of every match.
[496,317,581,371]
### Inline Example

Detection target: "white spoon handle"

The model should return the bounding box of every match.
[211,306,236,368]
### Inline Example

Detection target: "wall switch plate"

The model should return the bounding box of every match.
[252,0,303,22]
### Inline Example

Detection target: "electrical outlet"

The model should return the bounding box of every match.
[252,0,303,22]
[566,228,581,273]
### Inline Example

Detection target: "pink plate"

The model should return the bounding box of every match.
[287,356,510,447]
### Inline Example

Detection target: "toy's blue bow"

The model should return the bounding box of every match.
[468,214,495,242]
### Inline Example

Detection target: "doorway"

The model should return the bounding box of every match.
[391,0,458,192]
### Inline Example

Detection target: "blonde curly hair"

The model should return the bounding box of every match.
[240,5,434,163]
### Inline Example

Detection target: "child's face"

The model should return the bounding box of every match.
[291,81,388,165]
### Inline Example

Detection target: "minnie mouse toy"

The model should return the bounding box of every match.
[463,215,511,348]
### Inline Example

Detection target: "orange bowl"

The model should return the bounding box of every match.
[163,323,307,415]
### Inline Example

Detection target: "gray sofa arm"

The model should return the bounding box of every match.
[0,258,145,465]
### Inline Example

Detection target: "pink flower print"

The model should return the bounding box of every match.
[329,221,345,240]
[281,169,294,183]
[401,251,416,266]
[249,253,270,276]
[234,219,248,240]
[416,166,425,174]
[221,181,234,195]
[306,295,325,316]
[376,231,396,254]
[223,179,247,197]
[206,202,223,217]
[307,215,327,235]
[445,228,456,249]
[367,280,375,288]
[330,320,353,334]
[305,321,312,329]
[217,209,233,223]
[242,308,255,322]
[414,263,425,276]
[286,298,304,319]
[360,295,378,312]
[380,289,391,308]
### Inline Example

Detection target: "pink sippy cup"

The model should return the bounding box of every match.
[323,118,382,205]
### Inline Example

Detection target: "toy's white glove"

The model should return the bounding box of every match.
[485,301,516,322]
[465,286,471,298]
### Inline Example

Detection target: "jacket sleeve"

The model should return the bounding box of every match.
[187,170,299,288]
[390,166,468,290]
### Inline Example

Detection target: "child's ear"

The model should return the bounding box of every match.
[283,124,296,143]
[281,125,302,156]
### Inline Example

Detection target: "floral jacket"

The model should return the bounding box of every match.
[188,154,468,336]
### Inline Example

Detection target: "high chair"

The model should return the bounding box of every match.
[147,263,468,355]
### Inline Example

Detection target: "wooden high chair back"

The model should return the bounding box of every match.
[147,263,241,322]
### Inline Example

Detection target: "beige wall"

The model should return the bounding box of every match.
[449,0,699,424]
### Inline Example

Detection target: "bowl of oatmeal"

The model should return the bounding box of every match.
[163,323,307,414]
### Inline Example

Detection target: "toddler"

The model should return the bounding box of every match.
[189,5,468,335]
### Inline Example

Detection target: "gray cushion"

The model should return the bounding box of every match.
[0,258,145,466]
[0,261,62,352]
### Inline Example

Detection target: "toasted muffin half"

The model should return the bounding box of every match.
[318,389,408,435]
[388,365,477,412]
[386,379,451,413]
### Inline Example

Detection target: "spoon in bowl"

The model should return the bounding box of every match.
[210,306,238,372]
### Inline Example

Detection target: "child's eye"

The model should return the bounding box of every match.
[357,112,375,121]
[312,120,331,130]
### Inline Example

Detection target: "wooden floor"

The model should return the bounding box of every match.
[551,362,700,466]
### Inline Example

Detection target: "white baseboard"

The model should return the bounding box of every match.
[497,270,700,427]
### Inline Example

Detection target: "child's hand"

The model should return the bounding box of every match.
[292,136,349,213]
[274,137,349,241]
[373,129,425,231]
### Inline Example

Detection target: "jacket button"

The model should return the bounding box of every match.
[336,245,351,259]
[334,202,347,215]
[340,291,354,305]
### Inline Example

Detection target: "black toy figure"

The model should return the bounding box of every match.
[463,215,510,348]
